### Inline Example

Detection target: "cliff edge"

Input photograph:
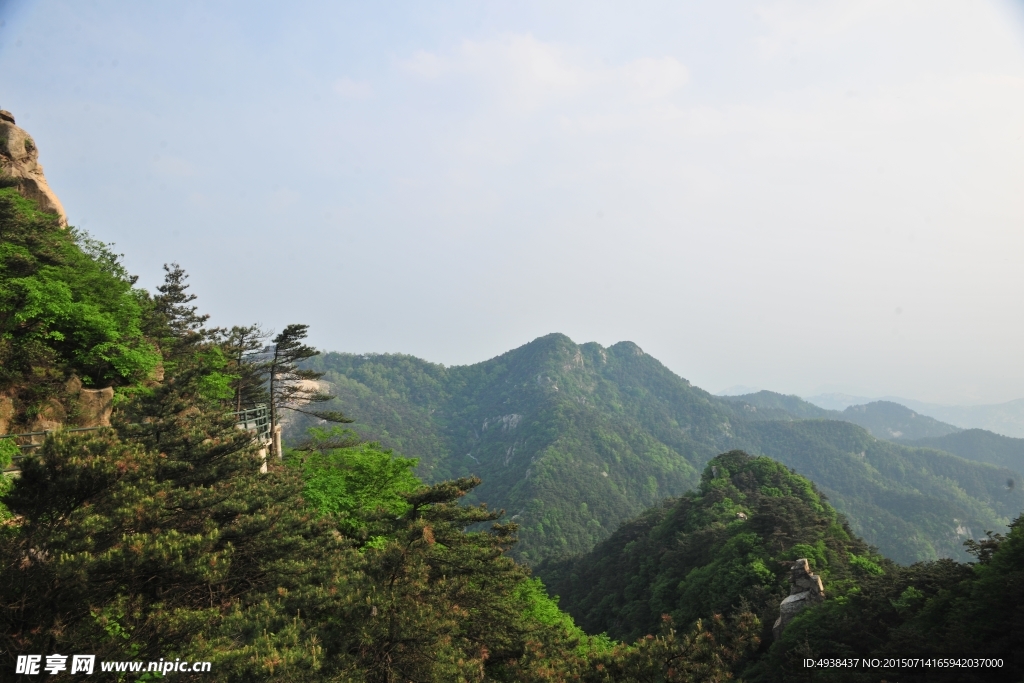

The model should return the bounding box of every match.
[0,109,66,224]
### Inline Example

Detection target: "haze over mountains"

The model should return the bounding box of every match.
[292,333,1024,568]
[720,393,961,441]
[804,393,1024,439]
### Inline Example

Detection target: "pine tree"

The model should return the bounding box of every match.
[221,323,271,412]
[266,324,351,456]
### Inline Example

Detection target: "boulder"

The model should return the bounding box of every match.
[772,558,824,639]
[0,110,67,224]
[78,387,114,427]
[65,376,114,427]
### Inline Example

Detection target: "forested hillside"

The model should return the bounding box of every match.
[295,340,1022,565]
[545,451,1024,682]
[839,400,961,440]
[736,420,1021,562]
[297,337,717,565]
[905,428,1024,474]
[541,450,881,642]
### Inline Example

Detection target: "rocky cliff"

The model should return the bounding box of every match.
[0,109,66,224]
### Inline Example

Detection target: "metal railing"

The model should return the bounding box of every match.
[234,403,271,441]
[1,426,105,468]
[2,404,272,473]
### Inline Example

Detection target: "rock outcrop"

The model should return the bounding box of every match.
[0,395,13,435]
[79,388,115,427]
[772,558,825,639]
[65,376,114,428]
[0,109,66,224]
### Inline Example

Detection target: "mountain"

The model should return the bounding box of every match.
[839,400,961,440]
[544,451,1024,683]
[804,392,874,410]
[293,335,1023,566]
[722,392,962,440]
[540,450,882,643]
[807,391,1024,438]
[720,390,835,420]
[892,397,1024,439]
[903,429,1024,475]
[296,335,716,565]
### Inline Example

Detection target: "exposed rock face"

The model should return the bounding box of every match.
[0,395,13,435]
[78,388,114,427]
[772,558,825,639]
[0,109,67,224]
[65,376,115,428]
[28,398,66,438]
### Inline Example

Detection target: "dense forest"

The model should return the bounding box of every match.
[904,428,1024,473]
[292,345,1021,565]
[2,181,1022,681]
[544,450,1024,682]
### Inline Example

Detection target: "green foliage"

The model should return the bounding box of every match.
[0,320,564,681]
[0,189,159,408]
[542,451,886,645]
[289,335,1021,567]
[501,611,761,683]
[0,438,15,469]
[848,553,884,576]
[517,577,575,628]
[0,438,15,519]
[286,426,420,537]
[749,517,1024,682]
[220,323,271,411]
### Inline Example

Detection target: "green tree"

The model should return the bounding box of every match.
[287,426,419,538]
[220,323,271,412]
[266,324,351,455]
[0,188,158,422]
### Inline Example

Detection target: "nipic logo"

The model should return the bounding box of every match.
[13,654,211,675]
[15,654,95,674]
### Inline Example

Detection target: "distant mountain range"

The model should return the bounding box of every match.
[721,392,961,441]
[805,392,1024,438]
[293,334,1023,568]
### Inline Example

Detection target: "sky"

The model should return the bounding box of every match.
[2,1,1023,405]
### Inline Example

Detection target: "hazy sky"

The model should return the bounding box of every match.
[2,1,1023,404]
